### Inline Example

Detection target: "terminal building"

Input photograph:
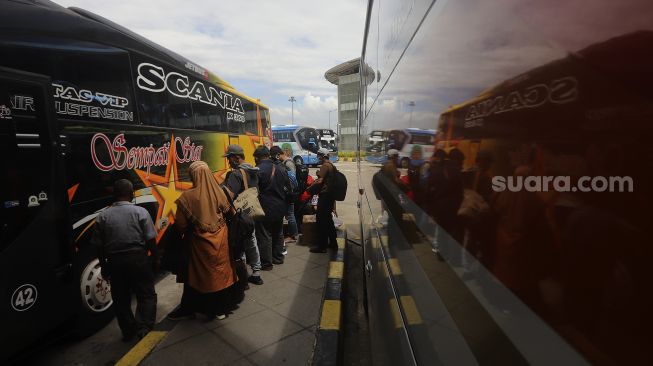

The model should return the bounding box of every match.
[324,58,361,152]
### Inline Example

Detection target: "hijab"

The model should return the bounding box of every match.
[176,161,228,232]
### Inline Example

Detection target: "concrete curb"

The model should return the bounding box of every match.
[311,225,347,366]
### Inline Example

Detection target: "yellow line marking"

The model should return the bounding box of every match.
[328,261,344,279]
[371,236,379,249]
[388,258,402,275]
[379,261,390,278]
[336,237,345,249]
[400,296,423,325]
[320,300,341,330]
[115,331,168,366]
[389,298,402,329]
[381,235,388,248]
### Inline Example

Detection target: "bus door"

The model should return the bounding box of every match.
[0,67,74,360]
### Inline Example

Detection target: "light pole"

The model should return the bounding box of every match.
[328,109,337,130]
[288,96,296,124]
[408,101,415,127]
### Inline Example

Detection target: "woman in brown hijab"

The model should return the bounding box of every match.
[167,161,237,320]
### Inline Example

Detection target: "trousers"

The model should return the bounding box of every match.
[107,250,157,336]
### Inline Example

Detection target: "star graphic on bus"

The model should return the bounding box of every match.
[135,135,192,242]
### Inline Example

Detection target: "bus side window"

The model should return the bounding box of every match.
[138,88,193,129]
[192,100,223,131]
[243,101,258,135]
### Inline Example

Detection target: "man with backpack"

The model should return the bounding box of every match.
[222,144,264,286]
[270,146,298,249]
[308,148,339,253]
[253,146,289,267]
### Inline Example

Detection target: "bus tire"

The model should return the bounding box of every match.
[294,156,304,166]
[400,158,410,169]
[72,246,114,337]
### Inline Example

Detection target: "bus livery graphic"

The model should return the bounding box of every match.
[90,133,203,175]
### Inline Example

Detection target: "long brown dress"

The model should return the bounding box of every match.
[174,161,237,316]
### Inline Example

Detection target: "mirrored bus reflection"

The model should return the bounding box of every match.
[359,0,653,365]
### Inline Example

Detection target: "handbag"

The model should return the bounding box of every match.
[232,168,265,219]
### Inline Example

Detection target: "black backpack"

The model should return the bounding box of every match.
[272,163,296,204]
[295,163,309,195]
[222,187,255,259]
[331,166,348,201]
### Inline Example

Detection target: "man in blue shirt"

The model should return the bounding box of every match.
[92,179,158,342]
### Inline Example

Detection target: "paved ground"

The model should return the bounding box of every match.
[141,239,329,366]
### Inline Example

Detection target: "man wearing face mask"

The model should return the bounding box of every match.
[222,145,264,285]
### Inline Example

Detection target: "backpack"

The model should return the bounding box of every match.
[330,165,348,201]
[272,163,296,204]
[282,160,299,192]
[222,187,255,259]
[295,163,309,194]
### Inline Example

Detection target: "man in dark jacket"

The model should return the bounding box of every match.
[253,146,288,268]
[223,144,264,285]
[308,148,338,253]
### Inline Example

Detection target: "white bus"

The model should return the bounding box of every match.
[272,125,322,166]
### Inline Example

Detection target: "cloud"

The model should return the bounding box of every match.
[52,0,367,126]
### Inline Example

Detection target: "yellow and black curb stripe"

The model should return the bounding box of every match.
[115,318,178,365]
[114,331,167,366]
[312,225,347,366]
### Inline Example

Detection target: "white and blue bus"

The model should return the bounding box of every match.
[272,125,337,166]
[366,128,435,167]
[317,128,338,153]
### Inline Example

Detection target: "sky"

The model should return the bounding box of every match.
[52,0,367,128]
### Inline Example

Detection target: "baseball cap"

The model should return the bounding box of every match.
[253,145,270,157]
[270,145,283,156]
[317,147,330,156]
[387,149,399,157]
[223,144,244,157]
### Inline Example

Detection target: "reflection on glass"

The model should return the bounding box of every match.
[360,0,653,364]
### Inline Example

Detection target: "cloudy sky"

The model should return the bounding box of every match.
[53,0,367,128]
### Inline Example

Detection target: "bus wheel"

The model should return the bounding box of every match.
[294,156,304,166]
[73,248,114,337]
[400,158,410,169]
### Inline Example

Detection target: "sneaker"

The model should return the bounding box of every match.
[281,246,288,255]
[272,258,284,265]
[309,247,327,253]
[261,264,274,271]
[167,307,195,321]
[203,313,227,322]
[248,275,264,285]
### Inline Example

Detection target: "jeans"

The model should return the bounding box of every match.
[241,230,262,275]
[107,250,157,336]
[286,202,298,237]
[316,193,337,250]
[255,219,284,266]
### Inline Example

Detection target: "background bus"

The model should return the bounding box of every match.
[365,128,435,167]
[272,125,337,166]
[0,1,269,361]
[317,128,338,153]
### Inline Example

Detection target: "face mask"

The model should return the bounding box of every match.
[229,158,239,169]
